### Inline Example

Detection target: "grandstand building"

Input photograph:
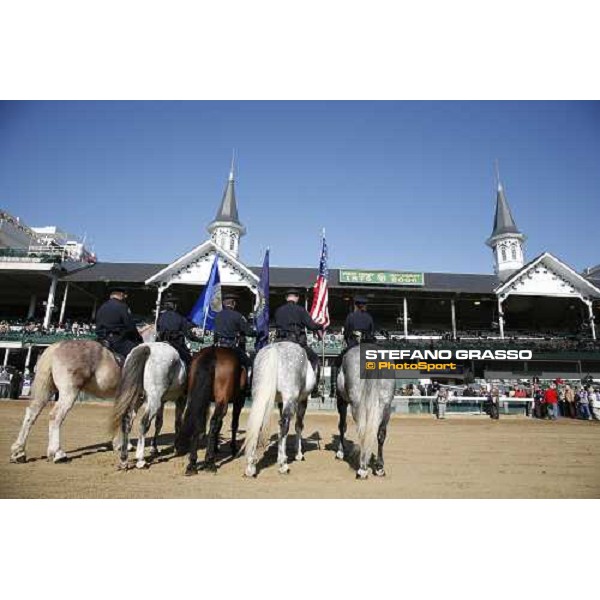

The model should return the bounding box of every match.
[1,166,599,383]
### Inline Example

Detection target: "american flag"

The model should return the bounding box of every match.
[310,233,330,329]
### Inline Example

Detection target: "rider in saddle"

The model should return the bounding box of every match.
[213,293,255,370]
[274,288,324,382]
[95,287,143,361]
[330,296,376,396]
[156,293,197,367]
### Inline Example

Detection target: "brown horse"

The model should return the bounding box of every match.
[175,346,247,474]
[10,340,121,463]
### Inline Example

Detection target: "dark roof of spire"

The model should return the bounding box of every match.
[212,174,242,226]
[490,184,521,238]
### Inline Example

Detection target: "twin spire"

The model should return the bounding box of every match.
[487,161,523,243]
[209,152,243,229]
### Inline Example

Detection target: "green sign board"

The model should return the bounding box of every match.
[339,269,425,286]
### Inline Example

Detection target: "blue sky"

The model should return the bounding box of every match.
[0,101,598,273]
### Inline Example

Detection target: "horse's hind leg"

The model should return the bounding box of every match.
[174,395,185,440]
[10,395,51,463]
[336,397,348,460]
[118,409,134,470]
[150,403,164,458]
[277,400,293,474]
[204,401,228,472]
[373,404,392,477]
[230,393,244,455]
[135,401,158,469]
[294,399,307,462]
[47,387,79,463]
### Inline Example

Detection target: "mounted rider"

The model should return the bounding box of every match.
[156,293,197,367]
[331,296,376,396]
[274,288,324,378]
[213,293,255,370]
[95,287,143,361]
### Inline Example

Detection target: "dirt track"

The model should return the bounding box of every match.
[1,400,599,498]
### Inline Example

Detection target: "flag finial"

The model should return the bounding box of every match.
[229,149,235,182]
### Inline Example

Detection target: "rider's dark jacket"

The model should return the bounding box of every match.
[95,298,143,358]
[274,301,322,347]
[213,308,255,347]
[343,310,375,348]
[156,309,195,364]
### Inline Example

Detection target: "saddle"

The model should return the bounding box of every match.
[98,338,125,368]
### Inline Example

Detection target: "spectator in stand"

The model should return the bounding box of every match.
[544,383,559,420]
[558,386,566,417]
[436,387,448,419]
[533,384,544,418]
[564,384,576,418]
[591,388,600,420]
[578,387,591,420]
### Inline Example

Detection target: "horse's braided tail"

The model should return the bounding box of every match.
[175,348,216,453]
[243,345,278,457]
[110,345,151,435]
[29,343,58,411]
[356,378,383,465]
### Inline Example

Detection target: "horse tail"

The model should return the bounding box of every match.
[244,345,278,456]
[110,345,151,435]
[356,378,383,464]
[175,348,216,453]
[29,343,58,410]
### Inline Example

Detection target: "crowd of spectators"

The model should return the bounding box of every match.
[531,380,600,421]
[0,318,96,338]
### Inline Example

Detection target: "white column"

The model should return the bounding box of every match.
[498,297,505,339]
[3,348,9,366]
[58,283,70,325]
[403,297,408,337]
[25,345,33,369]
[586,300,596,340]
[451,297,457,340]
[154,287,164,329]
[27,294,37,319]
[43,275,58,329]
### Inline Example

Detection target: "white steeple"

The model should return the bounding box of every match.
[485,164,526,281]
[207,153,246,258]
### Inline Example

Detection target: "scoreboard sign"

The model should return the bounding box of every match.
[339,269,425,286]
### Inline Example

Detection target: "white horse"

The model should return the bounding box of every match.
[336,345,395,479]
[9,324,155,464]
[110,333,188,470]
[244,342,316,477]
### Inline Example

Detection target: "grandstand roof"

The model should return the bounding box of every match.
[63,262,499,294]
[488,183,522,241]
[63,262,167,283]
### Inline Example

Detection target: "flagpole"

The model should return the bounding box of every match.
[321,228,326,401]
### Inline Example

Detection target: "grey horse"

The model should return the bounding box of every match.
[244,341,316,477]
[336,345,395,479]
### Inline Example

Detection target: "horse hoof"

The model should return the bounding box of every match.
[135,460,148,470]
[335,450,344,460]
[148,447,159,458]
[53,450,68,463]
[278,464,290,475]
[185,465,198,476]
[374,468,386,477]
[204,463,218,473]
[295,454,305,462]
[10,452,26,464]
[244,465,257,478]
[356,469,369,480]
[117,462,130,471]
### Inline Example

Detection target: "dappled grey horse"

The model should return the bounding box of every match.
[336,345,395,479]
[244,341,316,477]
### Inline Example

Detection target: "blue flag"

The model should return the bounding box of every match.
[254,249,270,350]
[189,255,222,330]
